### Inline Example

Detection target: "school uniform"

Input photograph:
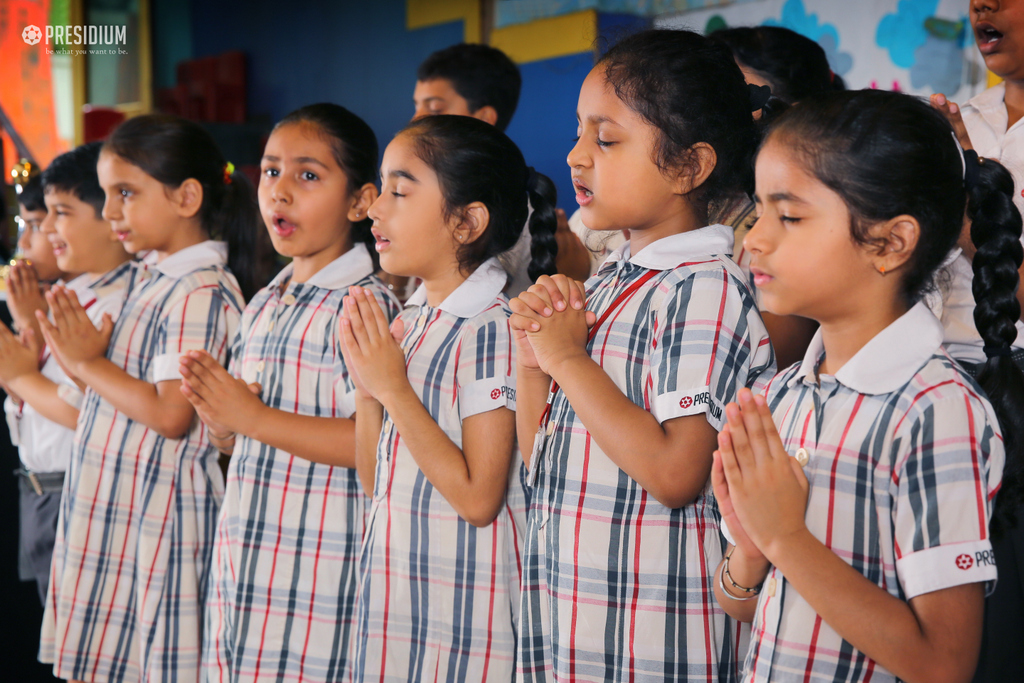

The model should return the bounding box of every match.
[736,303,1002,683]
[353,257,522,683]
[203,244,399,682]
[8,264,133,603]
[40,241,244,683]
[517,224,775,683]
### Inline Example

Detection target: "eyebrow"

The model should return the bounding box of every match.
[262,154,329,169]
[755,192,809,204]
[576,111,620,126]
[386,169,419,182]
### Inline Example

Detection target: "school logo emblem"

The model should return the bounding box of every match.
[955,554,974,570]
[680,396,693,409]
[22,25,42,45]
[491,389,501,400]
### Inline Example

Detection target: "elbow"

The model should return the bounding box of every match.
[154,413,195,440]
[647,480,703,510]
[458,498,504,528]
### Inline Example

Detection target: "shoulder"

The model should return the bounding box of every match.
[168,265,244,309]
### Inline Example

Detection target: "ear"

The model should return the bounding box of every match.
[870,214,920,275]
[347,182,379,223]
[673,142,718,196]
[471,105,499,127]
[453,201,490,245]
[173,178,204,219]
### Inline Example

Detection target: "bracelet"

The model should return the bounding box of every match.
[719,546,762,601]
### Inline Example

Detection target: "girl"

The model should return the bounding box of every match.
[509,29,775,682]
[177,103,398,682]
[713,90,1019,682]
[36,114,258,683]
[339,114,556,682]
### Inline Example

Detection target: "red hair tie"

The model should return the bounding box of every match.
[223,161,235,185]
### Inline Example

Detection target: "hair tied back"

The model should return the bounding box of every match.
[749,83,772,112]
[963,149,982,191]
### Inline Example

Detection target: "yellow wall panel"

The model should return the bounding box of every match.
[491,10,596,64]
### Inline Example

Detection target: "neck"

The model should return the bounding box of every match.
[422,262,470,308]
[817,297,907,377]
[87,251,133,280]
[290,238,353,285]
[628,200,709,254]
[1003,77,1024,129]
[153,220,208,262]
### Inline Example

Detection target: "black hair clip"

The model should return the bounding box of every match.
[749,84,772,112]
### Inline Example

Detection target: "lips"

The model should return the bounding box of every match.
[371,228,391,253]
[51,240,69,257]
[750,267,773,288]
[271,213,297,238]
[115,230,131,242]
[975,21,1004,53]
[572,177,594,207]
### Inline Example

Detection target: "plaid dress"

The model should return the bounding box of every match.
[737,303,1003,682]
[353,258,523,683]
[40,241,244,683]
[203,245,399,682]
[518,225,776,683]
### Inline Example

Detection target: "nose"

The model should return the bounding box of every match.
[17,225,32,252]
[743,213,770,256]
[39,209,56,235]
[566,135,589,170]
[366,191,383,222]
[102,194,120,223]
[972,0,997,13]
[270,173,292,205]
[411,106,427,122]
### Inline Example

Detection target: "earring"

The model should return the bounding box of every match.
[457,234,464,240]
[879,265,886,275]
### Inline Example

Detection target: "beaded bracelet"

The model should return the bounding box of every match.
[719,546,763,601]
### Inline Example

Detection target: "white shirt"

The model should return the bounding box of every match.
[942,83,1024,362]
[5,266,132,473]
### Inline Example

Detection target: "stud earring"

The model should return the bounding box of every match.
[879,265,886,275]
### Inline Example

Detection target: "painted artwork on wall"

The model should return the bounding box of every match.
[658,0,987,104]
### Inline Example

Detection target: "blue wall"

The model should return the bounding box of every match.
[184,0,592,211]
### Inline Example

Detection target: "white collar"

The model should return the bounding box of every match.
[406,257,507,318]
[143,240,228,278]
[602,224,734,271]
[61,273,92,294]
[791,302,944,395]
[269,243,375,291]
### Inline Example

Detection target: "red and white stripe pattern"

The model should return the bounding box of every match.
[740,303,1003,682]
[203,246,399,682]
[353,258,523,683]
[40,241,243,682]
[518,225,775,683]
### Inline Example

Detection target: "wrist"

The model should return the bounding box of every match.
[763,525,813,569]
[377,378,414,411]
[547,346,590,380]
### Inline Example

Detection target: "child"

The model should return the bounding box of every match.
[713,90,1018,682]
[340,114,555,682]
[2,143,133,606]
[509,29,775,682]
[5,171,70,602]
[176,103,399,682]
[36,114,258,683]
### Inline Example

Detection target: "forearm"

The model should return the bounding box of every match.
[713,545,771,623]
[549,353,712,507]
[355,396,383,496]
[516,366,552,468]
[76,358,192,438]
[7,373,79,430]
[381,384,507,527]
[244,406,356,468]
[768,529,982,682]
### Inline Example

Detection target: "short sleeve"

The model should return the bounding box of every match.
[893,396,1003,599]
[455,310,517,420]
[648,268,774,430]
[153,285,240,383]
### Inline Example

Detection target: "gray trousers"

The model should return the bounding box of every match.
[17,473,62,605]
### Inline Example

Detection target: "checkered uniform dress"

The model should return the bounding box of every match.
[518,226,775,683]
[40,242,244,683]
[353,258,523,683]
[203,246,399,682]
[737,303,1003,682]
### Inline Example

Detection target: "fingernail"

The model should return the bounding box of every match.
[555,301,565,311]
[573,301,582,309]
[543,308,552,316]
[754,394,766,406]
[531,323,539,331]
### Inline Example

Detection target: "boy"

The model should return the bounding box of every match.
[2,142,133,604]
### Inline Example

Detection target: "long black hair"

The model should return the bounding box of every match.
[104,114,264,300]
[400,115,557,281]
[273,103,379,266]
[767,89,1024,535]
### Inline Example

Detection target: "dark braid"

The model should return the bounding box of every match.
[526,169,558,281]
[967,156,1024,537]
